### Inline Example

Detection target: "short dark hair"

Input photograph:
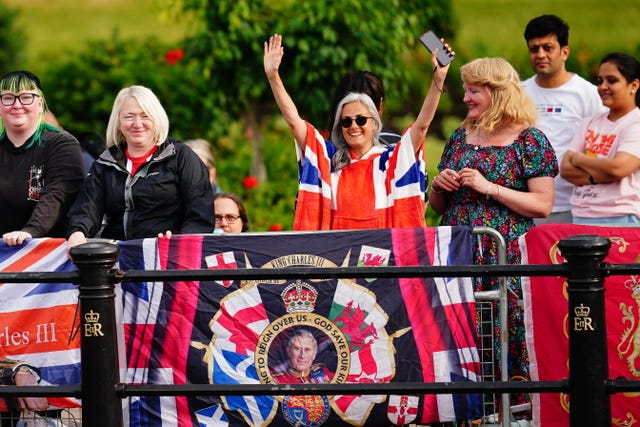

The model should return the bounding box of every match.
[328,70,385,131]
[524,14,569,47]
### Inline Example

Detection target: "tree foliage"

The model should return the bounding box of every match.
[40,0,455,230]
[43,33,226,140]
[166,0,454,181]
[0,1,26,75]
[43,0,455,145]
[174,0,455,129]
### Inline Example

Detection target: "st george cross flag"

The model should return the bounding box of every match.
[520,224,640,426]
[0,238,81,411]
[118,227,482,426]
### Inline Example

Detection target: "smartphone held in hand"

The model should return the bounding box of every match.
[419,31,454,66]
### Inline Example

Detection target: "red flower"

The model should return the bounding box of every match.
[269,223,283,231]
[242,176,259,189]
[165,48,184,65]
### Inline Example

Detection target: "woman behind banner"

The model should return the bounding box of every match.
[66,85,213,248]
[263,34,453,230]
[428,57,558,402]
[560,52,640,224]
[213,192,250,233]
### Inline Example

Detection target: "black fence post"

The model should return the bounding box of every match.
[558,234,611,427]
[70,242,123,427]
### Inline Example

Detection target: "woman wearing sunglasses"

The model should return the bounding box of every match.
[0,70,85,246]
[263,34,453,230]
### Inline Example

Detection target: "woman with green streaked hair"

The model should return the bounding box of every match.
[0,70,84,246]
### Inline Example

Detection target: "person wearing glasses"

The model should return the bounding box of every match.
[328,70,401,148]
[213,192,249,233]
[0,70,84,246]
[263,34,453,230]
[66,85,213,248]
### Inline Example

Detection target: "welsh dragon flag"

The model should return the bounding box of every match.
[118,227,481,426]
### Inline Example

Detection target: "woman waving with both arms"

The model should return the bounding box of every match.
[264,33,453,230]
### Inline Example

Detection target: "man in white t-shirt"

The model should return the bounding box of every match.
[522,14,607,224]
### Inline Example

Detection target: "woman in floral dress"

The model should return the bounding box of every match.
[428,57,558,402]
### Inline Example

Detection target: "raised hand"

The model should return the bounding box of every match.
[263,34,284,78]
[431,40,454,84]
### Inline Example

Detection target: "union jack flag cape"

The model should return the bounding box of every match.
[293,122,427,230]
[118,227,481,426]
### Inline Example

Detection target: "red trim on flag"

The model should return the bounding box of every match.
[157,235,204,427]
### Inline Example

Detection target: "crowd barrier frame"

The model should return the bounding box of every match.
[0,231,639,426]
[471,226,510,425]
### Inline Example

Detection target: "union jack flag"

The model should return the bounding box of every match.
[0,238,80,411]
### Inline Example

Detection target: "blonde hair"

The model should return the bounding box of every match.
[105,85,169,148]
[460,57,537,133]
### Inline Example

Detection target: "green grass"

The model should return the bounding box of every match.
[9,0,640,86]
[10,0,640,73]
[5,0,189,70]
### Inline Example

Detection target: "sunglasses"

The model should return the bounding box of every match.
[339,116,373,128]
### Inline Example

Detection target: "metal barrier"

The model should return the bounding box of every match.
[472,226,510,425]
[1,232,640,426]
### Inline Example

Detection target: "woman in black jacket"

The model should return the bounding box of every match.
[0,71,85,246]
[66,85,213,248]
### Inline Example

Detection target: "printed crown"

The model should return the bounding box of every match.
[281,280,318,313]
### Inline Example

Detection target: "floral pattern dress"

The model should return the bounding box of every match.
[437,126,558,394]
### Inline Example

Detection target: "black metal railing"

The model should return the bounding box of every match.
[1,233,640,426]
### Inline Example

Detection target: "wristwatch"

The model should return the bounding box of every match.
[11,364,40,384]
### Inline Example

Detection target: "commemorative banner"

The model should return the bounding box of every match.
[117,227,482,426]
[520,224,640,426]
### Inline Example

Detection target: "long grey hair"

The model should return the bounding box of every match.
[329,92,382,171]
